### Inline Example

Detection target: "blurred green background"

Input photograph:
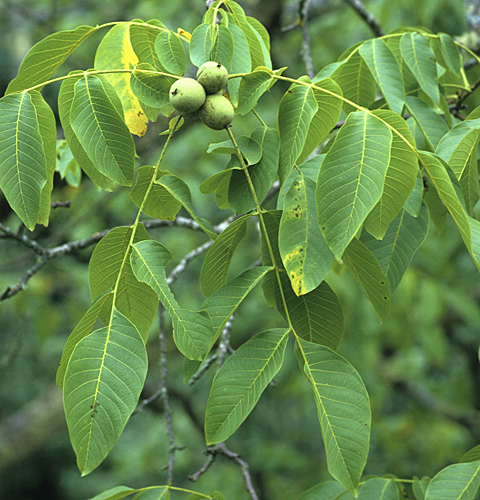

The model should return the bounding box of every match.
[1,0,480,499]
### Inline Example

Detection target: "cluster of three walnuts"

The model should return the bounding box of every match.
[169,61,235,130]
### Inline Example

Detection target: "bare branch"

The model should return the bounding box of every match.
[342,0,384,37]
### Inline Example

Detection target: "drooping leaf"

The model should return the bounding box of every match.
[359,38,405,115]
[129,166,181,220]
[6,25,96,94]
[28,91,57,226]
[296,78,343,165]
[405,96,449,151]
[413,476,431,500]
[0,91,47,230]
[130,63,175,111]
[131,240,213,360]
[439,33,462,75]
[70,75,136,186]
[88,225,158,340]
[295,480,354,500]
[130,19,167,70]
[424,461,480,500]
[297,338,371,495]
[205,328,289,444]
[94,23,148,136]
[236,67,274,115]
[358,478,400,500]
[404,168,424,217]
[207,135,262,164]
[362,205,429,293]
[57,291,114,390]
[155,30,187,76]
[364,109,418,239]
[400,32,440,106]
[189,24,214,67]
[316,110,392,259]
[58,72,114,191]
[278,76,318,185]
[342,237,391,320]
[209,24,234,72]
[63,308,148,475]
[200,214,251,297]
[279,175,333,296]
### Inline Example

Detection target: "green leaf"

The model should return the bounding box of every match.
[58,72,114,191]
[201,266,272,342]
[436,119,480,215]
[358,478,400,500]
[130,63,175,110]
[63,308,148,476]
[461,444,480,463]
[130,20,167,71]
[296,78,343,165]
[133,486,170,500]
[236,67,274,115]
[413,476,431,500]
[404,169,424,217]
[200,214,251,297]
[209,24,234,71]
[156,175,217,240]
[316,111,392,259]
[70,75,136,186]
[226,20,252,106]
[439,33,462,75]
[400,33,440,106]
[130,166,182,220]
[6,25,95,94]
[57,292,114,390]
[87,485,136,500]
[29,91,57,227]
[131,240,214,360]
[405,96,449,151]
[364,109,418,239]
[88,225,158,340]
[207,135,262,165]
[362,205,429,293]
[296,338,371,495]
[278,76,318,185]
[276,276,344,351]
[359,39,405,115]
[279,175,333,295]
[295,480,354,500]
[425,461,480,500]
[0,91,47,230]
[155,30,187,76]
[189,24,213,67]
[343,237,391,321]
[205,328,288,444]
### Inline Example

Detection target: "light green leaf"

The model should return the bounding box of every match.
[87,485,136,500]
[58,72,114,191]
[461,444,480,463]
[63,308,148,476]
[343,237,391,320]
[295,480,354,500]
[279,175,333,296]
[200,214,251,297]
[439,33,462,75]
[189,24,213,67]
[358,478,400,500]
[405,96,449,151]
[130,63,175,110]
[296,78,343,165]
[133,486,170,500]
[57,291,114,390]
[129,166,181,220]
[6,25,95,94]
[362,205,429,293]
[316,111,392,259]
[297,338,371,495]
[404,168,424,217]
[209,24,234,71]
[130,20,167,71]
[278,76,318,185]
[226,19,252,106]
[236,67,274,115]
[0,91,47,230]
[156,175,217,240]
[70,75,136,186]
[88,225,158,340]
[425,461,480,500]
[155,30,187,76]
[359,39,405,115]
[205,328,289,444]
[201,266,272,342]
[207,135,262,165]
[413,476,431,500]
[29,91,56,226]
[400,33,440,106]
[364,109,418,239]
[131,240,213,360]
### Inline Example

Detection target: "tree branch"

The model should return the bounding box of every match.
[342,0,385,37]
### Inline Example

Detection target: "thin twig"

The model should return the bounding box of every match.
[300,0,315,79]
[187,353,218,385]
[342,0,385,37]
[217,316,234,370]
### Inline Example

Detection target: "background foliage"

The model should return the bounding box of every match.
[2,0,480,499]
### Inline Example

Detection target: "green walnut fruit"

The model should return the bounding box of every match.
[196,61,229,94]
[169,78,206,113]
[199,94,235,130]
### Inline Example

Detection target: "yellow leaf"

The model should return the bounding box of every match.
[177,28,191,41]
[94,23,148,137]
